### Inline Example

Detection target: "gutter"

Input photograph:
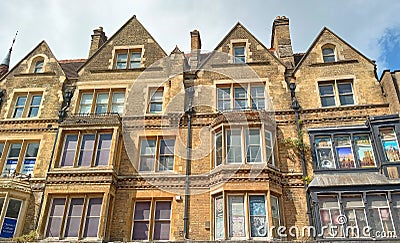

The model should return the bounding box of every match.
[289,83,314,232]
[183,85,195,240]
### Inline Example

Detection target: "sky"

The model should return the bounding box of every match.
[1,0,399,77]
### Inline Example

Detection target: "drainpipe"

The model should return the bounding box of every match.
[289,83,313,230]
[183,85,194,240]
[35,89,73,230]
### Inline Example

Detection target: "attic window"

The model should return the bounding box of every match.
[322,46,336,63]
[115,49,142,69]
[34,60,44,73]
[233,45,246,63]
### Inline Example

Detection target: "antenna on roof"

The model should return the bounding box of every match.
[10,31,18,52]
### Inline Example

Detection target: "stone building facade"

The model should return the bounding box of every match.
[0,15,399,242]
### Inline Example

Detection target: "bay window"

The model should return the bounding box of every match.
[59,132,112,167]
[318,195,343,237]
[45,196,103,239]
[380,128,400,162]
[132,200,171,241]
[214,193,280,240]
[311,131,376,170]
[367,194,395,235]
[217,83,265,111]
[214,126,274,166]
[342,195,368,237]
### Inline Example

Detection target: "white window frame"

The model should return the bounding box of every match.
[114,49,143,69]
[216,83,265,111]
[318,79,355,108]
[138,137,176,172]
[77,89,126,115]
[10,92,43,119]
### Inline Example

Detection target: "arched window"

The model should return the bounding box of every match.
[322,46,336,63]
[34,59,44,73]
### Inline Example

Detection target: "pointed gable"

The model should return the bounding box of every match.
[293,27,375,74]
[1,40,67,81]
[80,15,167,72]
[209,22,284,66]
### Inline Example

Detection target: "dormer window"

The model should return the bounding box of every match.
[34,60,44,73]
[115,49,142,69]
[233,45,246,63]
[322,46,336,63]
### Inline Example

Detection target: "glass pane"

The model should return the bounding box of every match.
[234,46,245,56]
[339,95,354,105]
[218,88,230,99]
[112,92,125,103]
[140,140,156,155]
[338,83,352,94]
[380,128,400,162]
[322,48,334,56]
[215,197,224,239]
[80,94,93,105]
[319,84,334,96]
[13,108,23,118]
[0,143,4,159]
[78,134,95,166]
[323,55,335,63]
[335,136,355,169]
[155,202,171,220]
[83,217,100,237]
[97,93,109,103]
[65,198,84,237]
[226,130,242,163]
[28,107,39,117]
[111,104,124,114]
[354,135,375,167]
[49,198,66,216]
[87,198,102,216]
[8,144,21,158]
[321,96,336,107]
[139,156,155,171]
[153,221,170,240]
[228,196,245,237]
[159,156,174,171]
[160,139,175,155]
[249,196,266,216]
[5,199,21,219]
[150,103,162,113]
[130,52,141,61]
[0,198,4,217]
[215,132,223,166]
[234,87,247,98]
[16,96,27,106]
[132,222,149,240]
[31,95,42,106]
[95,105,108,114]
[61,135,78,167]
[25,143,39,158]
[134,202,151,220]
[46,217,62,237]
[95,134,112,166]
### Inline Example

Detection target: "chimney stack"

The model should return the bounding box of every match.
[271,16,294,68]
[189,30,201,69]
[88,27,107,58]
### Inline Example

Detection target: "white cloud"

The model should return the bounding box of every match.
[1,0,400,75]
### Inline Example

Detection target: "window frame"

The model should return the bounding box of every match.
[44,195,103,240]
[138,136,176,172]
[0,140,40,176]
[213,192,279,240]
[114,49,143,69]
[10,92,43,119]
[318,79,355,107]
[233,44,246,63]
[148,88,164,114]
[322,46,336,63]
[310,128,377,171]
[0,197,24,239]
[131,199,172,241]
[58,131,113,168]
[213,125,275,167]
[77,89,126,115]
[216,83,265,111]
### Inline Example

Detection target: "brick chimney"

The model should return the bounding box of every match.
[189,30,201,69]
[271,16,294,68]
[88,27,107,58]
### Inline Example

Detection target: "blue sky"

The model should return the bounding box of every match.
[1,0,399,76]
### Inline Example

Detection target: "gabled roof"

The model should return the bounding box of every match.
[199,22,285,69]
[78,15,167,72]
[293,27,375,74]
[0,40,66,81]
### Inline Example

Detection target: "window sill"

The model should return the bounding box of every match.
[314,167,379,173]
[310,59,359,67]
[14,71,56,77]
